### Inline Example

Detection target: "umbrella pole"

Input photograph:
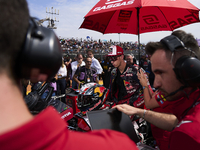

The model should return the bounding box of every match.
[118,33,120,42]
[137,7,141,67]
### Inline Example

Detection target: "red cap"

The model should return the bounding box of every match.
[107,45,124,56]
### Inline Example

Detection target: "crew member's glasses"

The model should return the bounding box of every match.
[108,55,121,61]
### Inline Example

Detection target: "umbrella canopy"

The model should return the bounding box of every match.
[80,0,200,35]
[80,0,200,63]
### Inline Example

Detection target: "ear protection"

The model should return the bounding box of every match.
[160,35,200,87]
[16,18,62,80]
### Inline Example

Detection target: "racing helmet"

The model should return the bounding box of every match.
[77,82,109,112]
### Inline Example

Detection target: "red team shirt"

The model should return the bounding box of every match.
[0,107,138,150]
[155,89,200,150]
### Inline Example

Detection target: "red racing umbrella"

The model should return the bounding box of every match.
[80,0,200,61]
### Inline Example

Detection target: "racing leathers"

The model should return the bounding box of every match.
[107,64,145,108]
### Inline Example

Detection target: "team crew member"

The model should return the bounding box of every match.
[137,69,173,150]
[115,30,200,150]
[0,1,139,149]
[106,45,145,107]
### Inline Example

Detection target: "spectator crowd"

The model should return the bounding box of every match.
[60,37,146,57]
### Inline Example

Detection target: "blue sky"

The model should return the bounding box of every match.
[27,0,200,43]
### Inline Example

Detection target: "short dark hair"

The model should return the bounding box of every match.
[172,30,200,59]
[87,49,93,54]
[145,42,166,56]
[76,53,83,58]
[145,30,200,64]
[0,0,29,78]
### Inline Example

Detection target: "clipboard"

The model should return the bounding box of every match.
[86,108,140,143]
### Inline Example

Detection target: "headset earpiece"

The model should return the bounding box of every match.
[174,56,200,87]
[161,35,200,87]
[16,18,62,81]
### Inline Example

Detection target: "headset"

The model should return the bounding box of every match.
[16,17,62,80]
[160,35,200,87]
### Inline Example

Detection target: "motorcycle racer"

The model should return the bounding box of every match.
[106,45,145,108]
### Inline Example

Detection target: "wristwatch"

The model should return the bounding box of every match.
[143,86,148,90]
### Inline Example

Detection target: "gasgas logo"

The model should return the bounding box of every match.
[106,0,123,4]
[93,0,135,12]
[169,12,199,30]
[141,15,168,31]
[141,12,199,31]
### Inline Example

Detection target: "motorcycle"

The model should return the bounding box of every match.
[24,81,74,123]
[24,81,156,149]
[65,83,156,148]
[65,82,109,131]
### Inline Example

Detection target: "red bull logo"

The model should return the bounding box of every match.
[94,86,105,97]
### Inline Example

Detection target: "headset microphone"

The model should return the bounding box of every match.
[164,86,186,98]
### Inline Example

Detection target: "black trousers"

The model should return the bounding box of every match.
[56,79,66,103]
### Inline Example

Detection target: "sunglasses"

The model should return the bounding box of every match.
[86,61,92,63]
[108,55,121,61]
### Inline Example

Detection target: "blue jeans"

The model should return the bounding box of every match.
[72,79,77,89]
[41,91,56,100]
[56,79,66,103]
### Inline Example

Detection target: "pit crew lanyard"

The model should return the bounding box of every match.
[85,68,93,83]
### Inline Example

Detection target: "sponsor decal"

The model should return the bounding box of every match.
[141,14,168,31]
[126,67,133,73]
[94,86,105,97]
[141,12,199,31]
[116,23,129,30]
[127,89,136,93]
[61,112,72,119]
[156,93,166,103]
[120,74,124,77]
[161,94,166,101]
[141,24,168,31]
[106,0,123,5]
[169,13,199,29]
[143,15,159,25]
[118,10,132,22]
[126,74,133,76]
[136,100,144,107]
[126,84,133,90]
[63,106,69,110]
[93,0,135,12]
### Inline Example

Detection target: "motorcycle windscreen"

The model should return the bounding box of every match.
[86,108,139,143]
